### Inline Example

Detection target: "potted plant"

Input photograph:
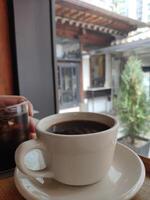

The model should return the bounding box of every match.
[116,56,150,156]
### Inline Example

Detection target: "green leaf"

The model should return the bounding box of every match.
[114,56,150,138]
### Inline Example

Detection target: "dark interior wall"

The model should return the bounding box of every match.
[0,1,14,94]
[13,0,56,118]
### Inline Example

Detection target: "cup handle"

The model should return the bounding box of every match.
[15,139,54,178]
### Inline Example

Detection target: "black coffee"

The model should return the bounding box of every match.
[47,120,109,135]
[0,112,29,171]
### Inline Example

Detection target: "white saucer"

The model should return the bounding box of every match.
[14,143,145,200]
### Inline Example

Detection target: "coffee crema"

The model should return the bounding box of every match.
[47,120,110,135]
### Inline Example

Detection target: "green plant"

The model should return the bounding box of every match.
[116,56,150,144]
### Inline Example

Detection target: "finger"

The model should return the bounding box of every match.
[29,117,36,139]
[0,95,27,106]
[29,117,35,133]
[30,132,37,139]
[0,95,34,117]
[27,101,34,116]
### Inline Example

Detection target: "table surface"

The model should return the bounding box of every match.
[0,175,149,200]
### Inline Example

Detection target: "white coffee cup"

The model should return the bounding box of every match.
[15,112,119,186]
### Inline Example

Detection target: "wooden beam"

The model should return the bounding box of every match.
[56,21,81,39]
[80,32,113,46]
[56,17,122,35]
[84,14,99,24]
[56,21,114,47]
[76,12,87,21]
[70,11,84,19]
[85,15,113,27]
[80,15,96,23]
[60,7,70,16]
[69,9,79,18]
[109,21,131,32]
[63,7,71,15]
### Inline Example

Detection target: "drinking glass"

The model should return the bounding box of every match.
[0,101,29,172]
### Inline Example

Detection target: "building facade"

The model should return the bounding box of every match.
[112,0,150,22]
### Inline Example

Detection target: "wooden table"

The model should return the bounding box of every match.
[0,174,150,200]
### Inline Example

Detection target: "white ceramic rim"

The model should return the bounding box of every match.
[118,143,145,200]
[36,112,119,138]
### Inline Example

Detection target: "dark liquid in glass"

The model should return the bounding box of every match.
[47,120,109,135]
[0,112,29,171]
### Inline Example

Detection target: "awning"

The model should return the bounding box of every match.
[92,27,150,54]
[56,0,148,37]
